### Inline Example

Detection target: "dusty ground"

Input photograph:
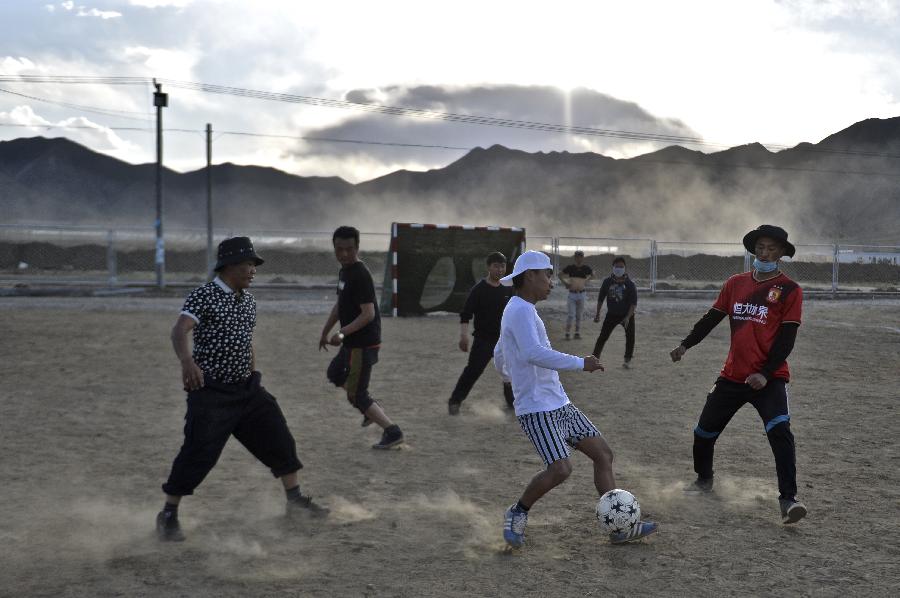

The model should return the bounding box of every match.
[1,291,898,597]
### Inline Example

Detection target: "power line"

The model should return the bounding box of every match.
[0,122,470,150]
[4,74,900,161]
[218,130,470,150]
[0,87,152,121]
[4,74,900,174]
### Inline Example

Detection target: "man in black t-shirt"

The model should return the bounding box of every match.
[448,252,514,415]
[592,256,638,368]
[320,226,404,449]
[561,251,593,340]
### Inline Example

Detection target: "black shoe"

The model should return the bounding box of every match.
[287,495,330,519]
[448,400,461,415]
[779,497,807,524]
[684,476,714,494]
[503,383,515,410]
[372,425,404,449]
[574,332,582,339]
[156,510,185,542]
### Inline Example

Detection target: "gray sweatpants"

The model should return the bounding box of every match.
[566,291,586,333]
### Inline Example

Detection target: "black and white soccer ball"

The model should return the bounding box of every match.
[596,489,641,533]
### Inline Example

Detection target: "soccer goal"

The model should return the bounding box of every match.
[382,223,526,316]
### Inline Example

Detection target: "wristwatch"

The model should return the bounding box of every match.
[337,331,345,341]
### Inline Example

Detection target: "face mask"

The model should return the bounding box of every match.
[753,258,778,273]
[612,267,626,277]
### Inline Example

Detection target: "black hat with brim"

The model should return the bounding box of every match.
[742,225,796,258]
[214,236,264,271]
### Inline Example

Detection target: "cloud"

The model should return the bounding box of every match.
[289,84,700,181]
[128,0,193,7]
[123,45,198,79]
[4,0,900,184]
[77,7,123,19]
[0,104,144,158]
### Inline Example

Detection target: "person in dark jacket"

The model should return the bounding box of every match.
[592,257,637,368]
[448,252,514,415]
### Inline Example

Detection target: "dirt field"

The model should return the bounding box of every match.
[1,291,898,597]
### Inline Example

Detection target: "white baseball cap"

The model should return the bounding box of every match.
[500,250,553,286]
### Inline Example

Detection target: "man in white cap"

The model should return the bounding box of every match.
[493,250,658,547]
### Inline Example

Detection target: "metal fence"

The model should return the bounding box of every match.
[2,224,899,294]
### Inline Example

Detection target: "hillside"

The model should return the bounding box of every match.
[2,117,899,243]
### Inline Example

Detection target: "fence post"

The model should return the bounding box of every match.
[650,239,657,294]
[553,237,560,281]
[832,243,839,295]
[106,229,117,286]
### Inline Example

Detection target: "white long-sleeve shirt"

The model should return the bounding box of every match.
[493,295,585,416]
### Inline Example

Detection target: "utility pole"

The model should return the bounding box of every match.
[153,79,168,288]
[206,123,213,279]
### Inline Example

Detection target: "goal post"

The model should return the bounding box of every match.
[382,223,526,316]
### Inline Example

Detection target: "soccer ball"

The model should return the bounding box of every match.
[596,489,641,534]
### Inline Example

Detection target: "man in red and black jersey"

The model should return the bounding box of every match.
[670,225,807,524]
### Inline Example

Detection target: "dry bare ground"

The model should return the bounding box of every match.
[1,291,898,597]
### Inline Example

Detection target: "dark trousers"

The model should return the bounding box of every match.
[327,345,378,413]
[450,336,511,406]
[592,314,635,360]
[162,372,302,497]
[692,378,797,499]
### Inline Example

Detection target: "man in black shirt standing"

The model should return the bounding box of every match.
[592,256,638,368]
[561,251,593,340]
[157,237,326,542]
[320,226,404,449]
[448,252,514,415]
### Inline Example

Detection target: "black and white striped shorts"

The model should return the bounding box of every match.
[517,403,601,466]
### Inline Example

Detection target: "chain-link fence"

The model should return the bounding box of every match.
[0,224,389,287]
[556,236,654,290]
[834,245,900,292]
[655,242,748,292]
[2,224,899,294]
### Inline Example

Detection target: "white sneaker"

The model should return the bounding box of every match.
[503,504,528,547]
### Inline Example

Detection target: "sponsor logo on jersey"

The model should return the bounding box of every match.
[732,302,769,323]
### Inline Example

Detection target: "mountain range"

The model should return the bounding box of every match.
[2,117,900,244]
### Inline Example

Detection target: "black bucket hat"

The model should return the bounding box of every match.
[214,237,264,271]
[742,225,796,258]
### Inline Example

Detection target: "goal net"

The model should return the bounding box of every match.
[382,223,526,316]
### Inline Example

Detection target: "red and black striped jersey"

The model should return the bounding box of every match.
[711,271,802,383]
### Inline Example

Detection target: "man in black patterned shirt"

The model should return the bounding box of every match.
[156,237,325,542]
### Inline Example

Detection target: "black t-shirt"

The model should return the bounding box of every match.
[459,279,513,340]
[563,264,593,279]
[598,275,638,317]
[338,261,381,347]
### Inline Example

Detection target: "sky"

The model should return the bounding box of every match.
[1,0,899,183]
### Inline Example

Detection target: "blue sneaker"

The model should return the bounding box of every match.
[609,520,658,544]
[503,504,528,547]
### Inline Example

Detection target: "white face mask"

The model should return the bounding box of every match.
[612,266,625,277]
